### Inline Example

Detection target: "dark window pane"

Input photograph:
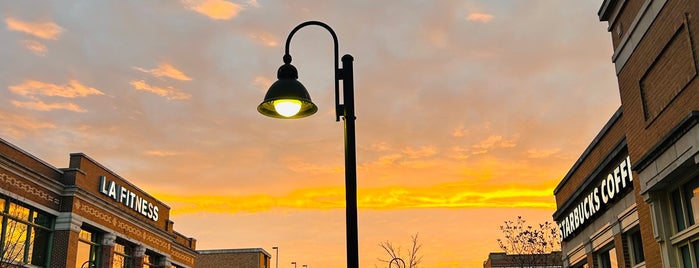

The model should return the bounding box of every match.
[630,230,645,264]
[681,245,692,268]
[673,189,687,231]
[30,227,51,265]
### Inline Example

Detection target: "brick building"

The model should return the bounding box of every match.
[197,249,271,268]
[554,0,699,267]
[483,252,562,268]
[0,137,198,267]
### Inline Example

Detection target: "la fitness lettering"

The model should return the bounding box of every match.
[99,176,159,221]
[559,156,633,240]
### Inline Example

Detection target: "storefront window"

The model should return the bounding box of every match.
[681,244,692,268]
[626,227,645,265]
[0,197,53,267]
[597,246,618,268]
[113,241,133,268]
[143,251,159,268]
[671,178,699,233]
[76,229,100,268]
[685,179,699,226]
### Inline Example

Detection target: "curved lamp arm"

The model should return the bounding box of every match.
[282,21,342,121]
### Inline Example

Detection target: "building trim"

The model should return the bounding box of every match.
[199,248,272,258]
[633,110,699,172]
[608,0,668,74]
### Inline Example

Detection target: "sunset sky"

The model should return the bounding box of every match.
[0,1,620,267]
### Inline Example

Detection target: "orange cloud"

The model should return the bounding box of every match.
[0,113,56,138]
[527,148,562,159]
[467,13,494,23]
[9,80,104,98]
[134,64,192,81]
[402,146,437,159]
[11,99,86,112]
[5,17,63,39]
[144,150,184,157]
[21,40,47,55]
[284,157,343,175]
[452,125,469,138]
[184,0,244,20]
[157,181,556,215]
[249,33,279,47]
[471,134,517,154]
[129,80,192,100]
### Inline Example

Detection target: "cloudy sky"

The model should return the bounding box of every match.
[0,1,620,267]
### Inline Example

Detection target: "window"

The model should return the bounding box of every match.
[0,197,53,267]
[113,240,133,268]
[597,246,618,268]
[626,227,645,265]
[143,251,160,268]
[76,229,101,268]
[572,260,588,268]
[671,178,699,232]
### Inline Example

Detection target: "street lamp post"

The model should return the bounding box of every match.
[257,21,359,268]
[272,246,279,268]
[291,261,297,268]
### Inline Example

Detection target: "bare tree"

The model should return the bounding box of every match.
[496,216,561,267]
[0,217,33,267]
[377,233,423,268]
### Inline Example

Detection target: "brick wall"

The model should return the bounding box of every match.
[609,1,699,267]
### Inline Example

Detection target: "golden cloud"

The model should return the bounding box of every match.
[471,134,517,154]
[283,157,343,175]
[144,150,184,157]
[5,17,63,40]
[467,13,494,23]
[401,146,438,159]
[527,148,562,159]
[129,80,192,100]
[21,40,47,55]
[156,181,556,215]
[9,80,104,98]
[134,64,192,81]
[184,0,244,20]
[11,99,86,112]
[248,32,279,47]
[0,113,56,138]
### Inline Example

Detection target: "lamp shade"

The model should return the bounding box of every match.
[258,62,318,119]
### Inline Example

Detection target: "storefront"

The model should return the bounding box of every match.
[554,109,645,268]
[554,0,699,267]
[0,137,197,268]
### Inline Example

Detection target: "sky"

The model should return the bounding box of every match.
[0,1,620,267]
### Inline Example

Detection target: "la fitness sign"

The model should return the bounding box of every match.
[559,156,633,240]
[99,176,160,221]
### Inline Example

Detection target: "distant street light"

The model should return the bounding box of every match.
[291,261,297,268]
[272,246,279,268]
[258,20,359,268]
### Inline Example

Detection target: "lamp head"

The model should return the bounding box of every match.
[258,56,318,119]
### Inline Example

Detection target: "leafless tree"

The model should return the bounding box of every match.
[0,216,33,267]
[377,233,422,268]
[496,216,561,267]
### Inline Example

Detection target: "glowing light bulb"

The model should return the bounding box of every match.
[273,99,302,117]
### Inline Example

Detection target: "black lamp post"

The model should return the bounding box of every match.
[272,246,279,268]
[257,20,358,268]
